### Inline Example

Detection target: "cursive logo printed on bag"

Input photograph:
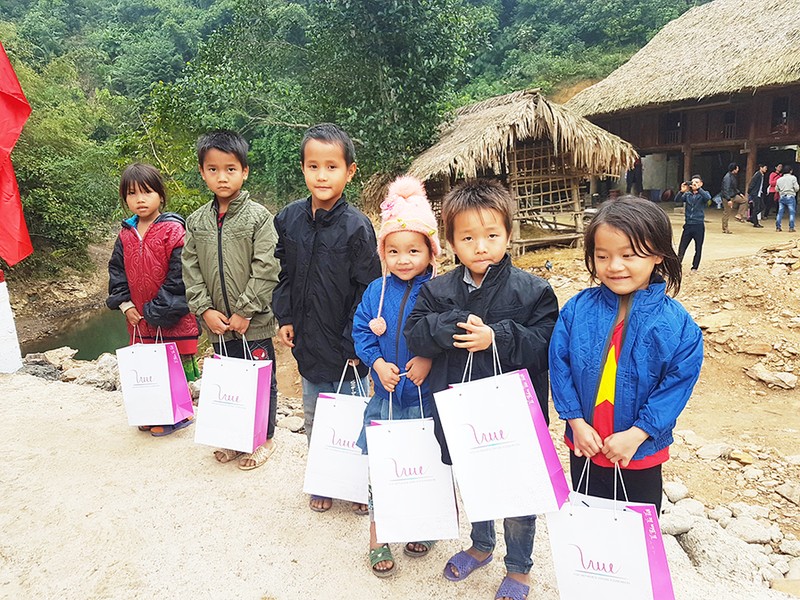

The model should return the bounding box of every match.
[568,544,627,583]
[464,423,515,452]
[129,369,157,388]
[387,458,434,483]
[210,384,243,408]
[327,428,360,454]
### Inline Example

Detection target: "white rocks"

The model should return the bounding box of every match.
[188,379,202,400]
[787,557,800,579]
[745,362,798,389]
[675,497,706,517]
[697,442,732,460]
[777,482,800,506]
[771,578,800,596]
[742,465,765,479]
[277,416,304,432]
[679,520,770,585]
[730,502,770,519]
[660,509,697,535]
[708,506,733,522]
[60,352,119,391]
[786,455,800,466]
[781,540,800,557]
[663,480,690,503]
[725,516,782,544]
[42,346,78,369]
[674,429,706,447]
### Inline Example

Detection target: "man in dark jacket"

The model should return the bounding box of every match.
[747,164,768,228]
[720,163,745,233]
[675,175,711,271]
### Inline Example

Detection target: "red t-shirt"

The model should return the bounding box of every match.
[566,320,668,470]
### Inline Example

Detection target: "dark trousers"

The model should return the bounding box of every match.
[763,192,778,218]
[749,194,764,225]
[212,337,278,440]
[570,452,663,514]
[677,223,704,270]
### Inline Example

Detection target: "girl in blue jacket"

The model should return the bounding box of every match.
[549,196,703,513]
[353,176,441,578]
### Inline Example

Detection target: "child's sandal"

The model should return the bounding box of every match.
[404,541,434,558]
[369,544,395,578]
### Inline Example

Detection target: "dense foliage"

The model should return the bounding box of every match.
[1,0,707,274]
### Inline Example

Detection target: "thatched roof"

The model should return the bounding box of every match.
[567,0,800,118]
[408,89,637,180]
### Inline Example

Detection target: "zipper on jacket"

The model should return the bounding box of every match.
[217,213,233,317]
[395,279,414,367]
[587,294,631,426]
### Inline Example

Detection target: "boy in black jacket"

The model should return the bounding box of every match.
[272,123,381,514]
[405,179,558,600]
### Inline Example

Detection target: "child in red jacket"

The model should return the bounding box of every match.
[107,163,200,435]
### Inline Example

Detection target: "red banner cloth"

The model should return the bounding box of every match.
[0,42,33,266]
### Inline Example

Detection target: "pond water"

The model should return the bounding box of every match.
[21,308,130,360]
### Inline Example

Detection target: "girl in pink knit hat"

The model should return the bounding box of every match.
[352,175,441,577]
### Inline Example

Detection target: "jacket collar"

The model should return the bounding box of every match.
[303,194,348,226]
[122,212,184,230]
[212,190,250,217]
[459,253,511,290]
[387,270,433,288]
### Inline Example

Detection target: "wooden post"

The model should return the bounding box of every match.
[682,143,693,182]
[509,145,521,255]
[572,180,584,248]
[746,110,758,180]
[441,176,454,262]
[589,175,598,205]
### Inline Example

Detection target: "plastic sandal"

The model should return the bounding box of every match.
[214,448,243,463]
[352,502,369,516]
[150,417,193,437]
[369,544,395,578]
[309,495,332,513]
[443,550,493,582]
[137,426,152,432]
[239,441,277,471]
[495,575,530,600]
[404,541,434,558]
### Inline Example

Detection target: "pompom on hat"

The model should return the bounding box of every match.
[369,175,441,336]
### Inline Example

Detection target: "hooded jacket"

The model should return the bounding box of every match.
[549,279,704,461]
[353,271,433,408]
[405,254,559,464]
[273,196,381,383]
[107,212,199,353]
[182,190,279,342]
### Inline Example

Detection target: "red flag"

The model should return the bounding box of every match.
[0,42,33,266]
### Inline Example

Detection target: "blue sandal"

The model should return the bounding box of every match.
[495,575,529,600]
[150,417,193,437]
[443,550,493,581]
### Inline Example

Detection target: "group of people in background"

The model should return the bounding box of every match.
[105,125,703,599]
[674,161,799,273]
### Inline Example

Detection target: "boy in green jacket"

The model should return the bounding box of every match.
[182,129,280,470]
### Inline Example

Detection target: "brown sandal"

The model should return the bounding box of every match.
[214,448,243,463]
[238,441,277,471]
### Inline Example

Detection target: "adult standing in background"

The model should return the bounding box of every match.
[626,157,643,196]
[676,174,711,271]
[775,165,799,233]
[747,163,768,228]
[721,163,746,233]
[765,163,783,219]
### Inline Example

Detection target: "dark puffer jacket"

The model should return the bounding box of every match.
[273,196,381,383]
[107,212,200,353]
[405,254,559,464]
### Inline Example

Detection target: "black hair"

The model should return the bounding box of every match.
[727,162,739,172]
[441,179,513,245]
[119,163,166,210]
[690,174,702,181]
[300,123,356,166]
[782,164,794,174]
[197,129,249,168]
[584,195,681,296]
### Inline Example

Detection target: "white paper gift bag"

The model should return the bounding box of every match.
[194,354,272,453]
[434,367,570,522]
[116,339,193,427]
[367,417,459,543]
[302,365,370,505]
[546,492,674,600]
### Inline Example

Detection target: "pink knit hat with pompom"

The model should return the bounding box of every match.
[369,175,441,336]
